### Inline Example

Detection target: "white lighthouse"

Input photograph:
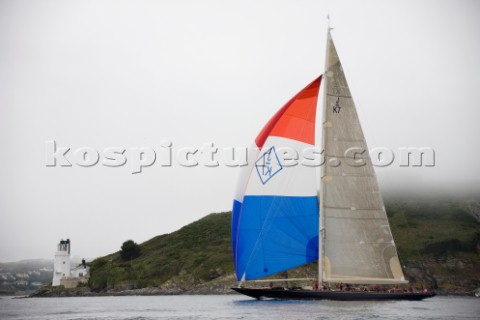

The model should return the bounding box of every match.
[52,239,71,286]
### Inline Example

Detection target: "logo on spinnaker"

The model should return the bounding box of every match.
[255,146,283,185]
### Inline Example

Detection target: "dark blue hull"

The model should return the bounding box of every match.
[232,287,436,301]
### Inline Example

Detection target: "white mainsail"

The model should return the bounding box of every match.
[319,31,407,284]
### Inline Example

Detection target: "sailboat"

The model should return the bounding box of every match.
[230,29,435,301]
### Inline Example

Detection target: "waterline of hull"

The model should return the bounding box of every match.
[232,287,436,301]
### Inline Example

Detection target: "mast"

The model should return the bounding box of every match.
[318,20,332,286]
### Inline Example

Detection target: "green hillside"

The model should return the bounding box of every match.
[87,199,480,294]
[386,200,480,293]
[89,212,234,290]
[387,200,479,260]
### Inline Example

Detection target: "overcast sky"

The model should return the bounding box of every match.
[1,0,479,262]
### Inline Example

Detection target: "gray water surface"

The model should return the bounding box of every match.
[0,295,478,320]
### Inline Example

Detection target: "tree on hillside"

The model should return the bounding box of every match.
[120,240,141,261]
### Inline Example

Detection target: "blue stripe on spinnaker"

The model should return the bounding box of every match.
[231,199,242,271]
[235,195,319,281]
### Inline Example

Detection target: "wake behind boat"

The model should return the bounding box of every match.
[230,27,435,301]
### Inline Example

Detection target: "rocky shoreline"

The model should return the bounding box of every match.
[29,288,479,298]
[29,284,480,298]
[30,274,240,297]
[30,285,238,298]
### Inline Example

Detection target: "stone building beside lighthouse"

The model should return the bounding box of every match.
[52,239,89,288]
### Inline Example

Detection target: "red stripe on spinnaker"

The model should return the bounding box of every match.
[255,76,322,148]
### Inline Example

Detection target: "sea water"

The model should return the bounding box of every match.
[0,295,478,320]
